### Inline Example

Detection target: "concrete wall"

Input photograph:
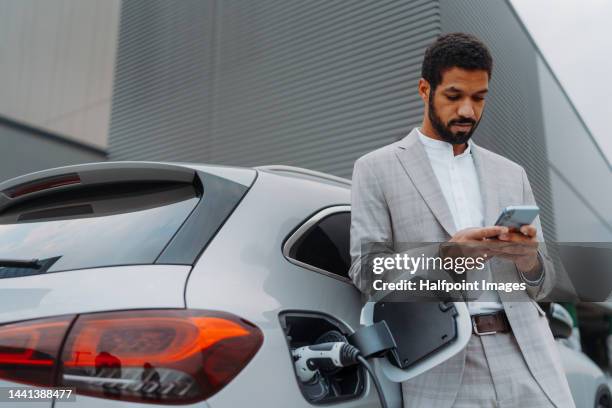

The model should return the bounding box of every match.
[536,56,612,241]
[0,0,120,149]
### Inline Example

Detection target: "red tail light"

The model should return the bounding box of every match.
[3,173,81,198]
[0,310,263,404]
[0,316,74,386]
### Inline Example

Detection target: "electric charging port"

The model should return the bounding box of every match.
[278,311,365,404]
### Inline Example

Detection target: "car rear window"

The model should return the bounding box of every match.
[0,182,200,277]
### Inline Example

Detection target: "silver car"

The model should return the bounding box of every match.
[0,162,605,407]
[0,162,411,408]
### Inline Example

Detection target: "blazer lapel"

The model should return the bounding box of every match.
[394,129,457,236]
[471,142,500,227]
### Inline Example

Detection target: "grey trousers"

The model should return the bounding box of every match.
[452,332,557,408]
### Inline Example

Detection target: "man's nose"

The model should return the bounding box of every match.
[457,101,476,119]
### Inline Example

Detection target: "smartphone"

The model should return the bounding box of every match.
[494,205,539,230]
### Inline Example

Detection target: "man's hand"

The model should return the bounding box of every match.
[450,226,509,243]
[440,225,542,279]
[440,226,509,260]
[492,224,542,278]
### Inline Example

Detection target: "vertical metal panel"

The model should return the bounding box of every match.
[109,0,441,177]
[440,0,557,240]
[109,0,216,162]
[210,0,440,177]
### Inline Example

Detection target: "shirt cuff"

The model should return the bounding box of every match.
[520,252,544,286]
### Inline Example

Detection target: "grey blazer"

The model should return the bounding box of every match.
[349,129,574,407]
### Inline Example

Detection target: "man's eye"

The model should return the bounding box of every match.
[446,95,460,101]
[473,96,485,102]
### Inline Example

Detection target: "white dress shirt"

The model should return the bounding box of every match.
[417,128,503,315]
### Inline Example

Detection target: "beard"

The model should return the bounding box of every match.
[428,91,481,145]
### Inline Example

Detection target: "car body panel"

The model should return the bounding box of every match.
[179,163,256,187]
[186,170,402,407]
[0,265,190,324]
[558,341,609,407]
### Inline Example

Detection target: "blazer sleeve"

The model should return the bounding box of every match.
[520,166,556,300]
[348,157,393,295]
[348,157,454,300]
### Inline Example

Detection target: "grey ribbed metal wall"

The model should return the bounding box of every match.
[109,0,558,239]
[110,0,215,160]
[440,0,556,240]
[109,0,441,177]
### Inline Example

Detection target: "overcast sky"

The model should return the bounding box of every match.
[511,0,612,164]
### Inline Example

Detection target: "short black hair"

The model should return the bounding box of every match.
[421,32,493,90]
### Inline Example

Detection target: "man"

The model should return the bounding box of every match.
[349,33,573,407]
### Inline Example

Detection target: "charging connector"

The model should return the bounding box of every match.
[292,321,396,408]
[292,342,360,383]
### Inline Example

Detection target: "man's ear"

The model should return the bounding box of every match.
[418,78,430,104]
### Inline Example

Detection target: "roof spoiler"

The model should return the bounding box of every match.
[0,162,197,213]
[256,165,351,186]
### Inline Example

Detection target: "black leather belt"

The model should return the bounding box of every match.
[471,311,511,336]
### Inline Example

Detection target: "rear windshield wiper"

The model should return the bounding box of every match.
[0,257,61,279]
[0,258,41,269]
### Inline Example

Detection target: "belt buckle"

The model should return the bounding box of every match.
[472,314,497,336]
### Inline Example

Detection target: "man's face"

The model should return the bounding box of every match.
[424,67,489,145]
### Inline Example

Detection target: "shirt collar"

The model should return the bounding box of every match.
[416,127,471,157]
